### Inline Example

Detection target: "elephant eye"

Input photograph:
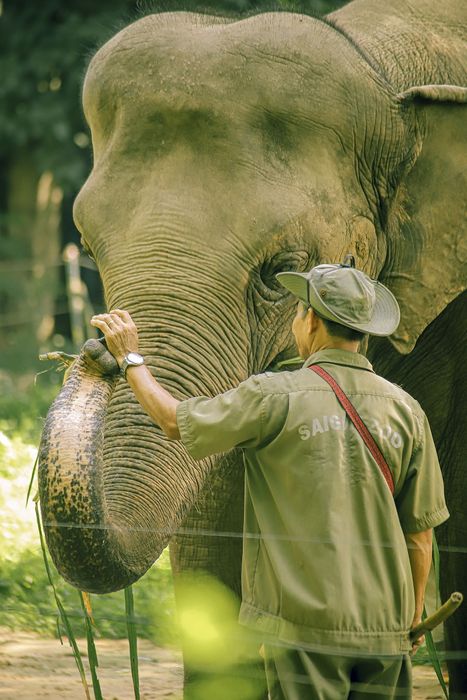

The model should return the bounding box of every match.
[255,250,310,299]
[80,237,96,263]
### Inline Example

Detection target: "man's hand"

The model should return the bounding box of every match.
[409,615,425,656]
[90,309,139,367]
[91,309,179,438]
[405,528,432,657]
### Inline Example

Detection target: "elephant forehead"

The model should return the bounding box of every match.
[83,12,369,129]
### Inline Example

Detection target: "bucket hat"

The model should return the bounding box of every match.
[276,255,400,337]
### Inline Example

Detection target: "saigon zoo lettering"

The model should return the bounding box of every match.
[298,415,403,448]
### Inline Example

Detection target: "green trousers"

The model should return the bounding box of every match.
[263,644,412,699]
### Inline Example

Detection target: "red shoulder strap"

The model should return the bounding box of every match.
[309,365,395,496]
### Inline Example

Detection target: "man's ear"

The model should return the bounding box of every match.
[381,85,467,354]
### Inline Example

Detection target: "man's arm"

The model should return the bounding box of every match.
[90,309,180,439]
[126,365,180,439]
[405,528,432,654]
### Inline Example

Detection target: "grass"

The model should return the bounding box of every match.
[35,498,91,700]
[0,376,59,444]
[125,586,141,700]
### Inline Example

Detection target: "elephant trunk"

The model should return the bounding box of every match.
[38,340,215,593]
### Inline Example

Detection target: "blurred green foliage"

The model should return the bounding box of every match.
[0,391,178,645]
[0,546,178,645]
[0,371,62,443]
[0,0,139,192]
[1,1,139,374]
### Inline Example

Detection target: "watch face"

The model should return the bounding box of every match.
[127,352,143,364]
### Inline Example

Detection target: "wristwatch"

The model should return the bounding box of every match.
[120,352,145,378]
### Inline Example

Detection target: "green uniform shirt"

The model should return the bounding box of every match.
[176,349,449,656]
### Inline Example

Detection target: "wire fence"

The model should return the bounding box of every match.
[0,255,98,273]
[2,454,466,700]
[24,520,467,554]
[2,253,466,697]
[0,246,101,349]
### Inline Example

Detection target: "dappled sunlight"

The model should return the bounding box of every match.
[0,431,38,558]
[175,573,266,700]
[176,573,250,667]
[180,608,221,644]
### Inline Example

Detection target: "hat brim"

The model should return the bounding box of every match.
[276,271,400,337]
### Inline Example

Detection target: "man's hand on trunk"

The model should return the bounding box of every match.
[90,309,139,367]
[90,309,180,439]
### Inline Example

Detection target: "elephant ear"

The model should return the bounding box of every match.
[382,84,467,354]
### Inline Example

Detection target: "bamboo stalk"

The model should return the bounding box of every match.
[410,592,463,641]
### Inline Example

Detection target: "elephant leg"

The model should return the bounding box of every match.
[369,292,467,697]
[423,295,467,698]
[439,522,467,700]
[170,449,268,700]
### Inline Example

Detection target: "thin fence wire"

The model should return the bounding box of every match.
[31,519,467,553]
[5,523,467,559]
[0,254,100,328]
[0,257,98,273]
[19,448,467,553]
[4,509,467,552]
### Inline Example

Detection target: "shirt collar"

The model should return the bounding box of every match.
[302,348,375,373]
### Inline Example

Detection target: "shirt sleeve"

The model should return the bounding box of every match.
[395,411,449,533]
[176,375,266,460]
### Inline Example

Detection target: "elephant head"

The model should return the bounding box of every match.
[38,10,466,593]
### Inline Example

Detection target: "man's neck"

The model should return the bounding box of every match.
[308,338,360,355]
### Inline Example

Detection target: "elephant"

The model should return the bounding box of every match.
[38,0,467,696]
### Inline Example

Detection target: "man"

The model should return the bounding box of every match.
[91,258,449,699]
